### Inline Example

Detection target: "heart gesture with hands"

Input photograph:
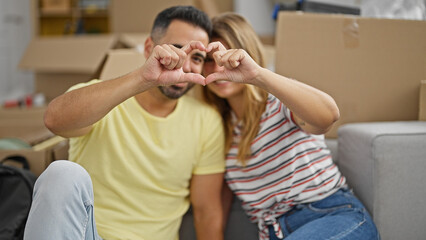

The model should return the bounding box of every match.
[141,40,207,87]
[204,41,262,86]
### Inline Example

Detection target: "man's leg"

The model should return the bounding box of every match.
[24,160,101,240]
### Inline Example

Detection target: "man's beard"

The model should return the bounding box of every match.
[158,83,195,99]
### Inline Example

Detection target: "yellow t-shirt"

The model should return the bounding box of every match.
[68,80,225,240]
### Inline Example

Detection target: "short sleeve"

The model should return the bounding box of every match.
[67,79,102,92]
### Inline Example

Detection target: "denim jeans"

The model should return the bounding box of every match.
[268,188,380,240]
[24,160,102,240]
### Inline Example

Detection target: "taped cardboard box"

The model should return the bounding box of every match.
[19,35,119,102]
[275,12,426,138]
[0,107,68,176]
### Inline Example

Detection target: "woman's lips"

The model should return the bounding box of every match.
[213,80,228,85]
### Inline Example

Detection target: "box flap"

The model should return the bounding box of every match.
[19,35,118,73]
[118,33,149,49]
[0,107,53,145]
[100,49,146,80]
[275,12,426,138]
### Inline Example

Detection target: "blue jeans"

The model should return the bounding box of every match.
[268,188,380,240]
[24,160,102,240]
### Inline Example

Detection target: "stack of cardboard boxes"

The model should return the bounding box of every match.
[19,35,119,102]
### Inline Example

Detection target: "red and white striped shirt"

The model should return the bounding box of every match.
[225,95,346,239]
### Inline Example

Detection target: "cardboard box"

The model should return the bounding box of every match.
[19,35,119,102]
[275,12,426,138]
[0,107,51,145]
[99,49,146,80]
[109,0,233,33]
[110,0,194,33]
[41,0,71,14]
[0,107,68,176]
[420,80,426,121]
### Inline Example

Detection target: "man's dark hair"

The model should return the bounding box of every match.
[151,6,212,42]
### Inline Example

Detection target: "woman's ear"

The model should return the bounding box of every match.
[144,37,154,59]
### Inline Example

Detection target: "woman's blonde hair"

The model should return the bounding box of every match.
[202,13,269,165]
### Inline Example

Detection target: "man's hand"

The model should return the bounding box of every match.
[204,41,262,85]
[141,41,207,87]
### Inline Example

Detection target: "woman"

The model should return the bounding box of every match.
[202,13,380,240]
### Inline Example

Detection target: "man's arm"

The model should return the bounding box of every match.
[44,71,145,138]
[44,40,207,138]
[190,173,224,240]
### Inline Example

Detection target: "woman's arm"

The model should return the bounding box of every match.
[205,43,339,134]
[254,68,340,134]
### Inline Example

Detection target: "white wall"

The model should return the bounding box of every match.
[362,0,426,20]
[0,0,33,105]
[234,0,276,36]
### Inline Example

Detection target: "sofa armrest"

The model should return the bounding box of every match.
[337,121,426,240]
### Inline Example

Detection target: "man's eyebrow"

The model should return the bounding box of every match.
[172,44,206,59]
[193,52,206,59]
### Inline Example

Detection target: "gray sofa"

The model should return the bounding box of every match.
[179,121,426,240]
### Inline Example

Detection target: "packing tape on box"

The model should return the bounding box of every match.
[342,18,360,49]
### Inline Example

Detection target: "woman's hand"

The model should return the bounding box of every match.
[204,41,262,85]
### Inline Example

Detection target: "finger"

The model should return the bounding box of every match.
[173,47,187,70]
[218,50,239,69]
[153,45,171,66]
[205,72,228,85]
[228,49,244,68]
[162,44,181,70]
[206,41,227,53]
[181,41,206,55]
[180,73,206,86]
[212,50,226,67]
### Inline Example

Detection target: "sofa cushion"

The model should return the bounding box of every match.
[337,121,426,240]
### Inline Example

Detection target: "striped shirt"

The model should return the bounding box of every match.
[225,94,346,239]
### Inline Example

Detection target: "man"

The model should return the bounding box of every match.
[24,6,225,240]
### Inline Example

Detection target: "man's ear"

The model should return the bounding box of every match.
[144,37,154,59]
